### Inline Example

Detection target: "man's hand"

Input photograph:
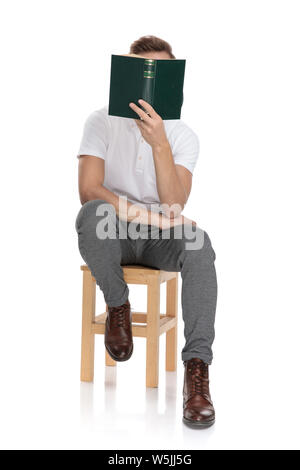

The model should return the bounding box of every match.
[160,213,197,230]
[129,99,169,150]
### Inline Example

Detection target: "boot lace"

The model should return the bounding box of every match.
[109,303,129,328]
[187,359,209,396]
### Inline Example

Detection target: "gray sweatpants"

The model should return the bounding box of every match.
[75,199,218,364]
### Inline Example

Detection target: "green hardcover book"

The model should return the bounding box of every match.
[108,54,186,120]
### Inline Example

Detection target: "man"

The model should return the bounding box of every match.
[75,35,218,428]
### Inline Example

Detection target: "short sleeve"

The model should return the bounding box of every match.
[77,109,109,159]
[171,124,200,174]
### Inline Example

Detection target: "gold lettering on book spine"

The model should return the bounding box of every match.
[144,59,155,78]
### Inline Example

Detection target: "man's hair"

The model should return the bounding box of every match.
[129,35,175,59]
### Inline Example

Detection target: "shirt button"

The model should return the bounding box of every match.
[138,156,142,160]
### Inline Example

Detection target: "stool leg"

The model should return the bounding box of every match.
[146,277,160,387]
[105,304,116,367]
[80,270,96,382]
[105,350,116,366]
[166,274,178,372]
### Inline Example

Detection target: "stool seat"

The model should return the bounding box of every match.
[80,264,178,387]
[81,263,177,284]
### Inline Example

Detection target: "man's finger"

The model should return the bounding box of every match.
[134,118,145,127]
[138,99,158,118]
[129,102,151,123]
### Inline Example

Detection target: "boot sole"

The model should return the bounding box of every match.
[182,417,215,429]
[105,343,133,362]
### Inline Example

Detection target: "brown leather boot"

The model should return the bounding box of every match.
[105,299,133,362]
[183,358,215,428]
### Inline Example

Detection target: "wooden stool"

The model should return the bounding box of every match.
[80,264,178,387]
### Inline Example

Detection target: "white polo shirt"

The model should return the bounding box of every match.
[77,105,200,212]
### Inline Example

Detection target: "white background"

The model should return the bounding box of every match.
[0,0,299,450]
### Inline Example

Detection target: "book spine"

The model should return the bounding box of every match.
[141,59,156,110]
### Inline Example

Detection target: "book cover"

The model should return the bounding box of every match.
[108,54,186,120]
